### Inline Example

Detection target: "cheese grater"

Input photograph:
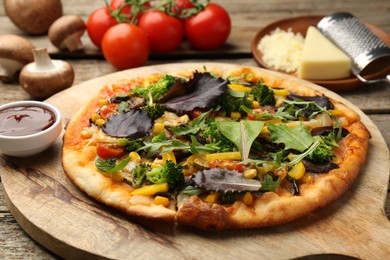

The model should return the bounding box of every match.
[317,12,390,84]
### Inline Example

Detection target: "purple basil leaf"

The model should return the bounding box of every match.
[103,110,152,139]
[161,72,228,113]
[192,168,262,192]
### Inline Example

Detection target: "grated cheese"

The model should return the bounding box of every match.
[257,27,304,73]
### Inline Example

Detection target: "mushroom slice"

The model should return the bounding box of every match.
[48,15,86,52]
[0,35,34,83]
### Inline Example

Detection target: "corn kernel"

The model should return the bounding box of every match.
[91,113,100,122]
[154,196,170,207]
[332,157,343,164]
[162,151,176,164]
[244,168,257,179]
[80,129,92,139]
[252,100,260,109]
[228,84,252,92]
[230,111,241,119]
[246,73,254,82]
[98,99,109,107]
[205,192,219,203]
[152,122,165,135]
[151,159,163,168]
[246,96,254,101]
[300,173,314,184]
[95,118,106,127]
[242,192,253,206]
[129,152,142,163]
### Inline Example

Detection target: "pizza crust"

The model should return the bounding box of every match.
[62,66,370,230]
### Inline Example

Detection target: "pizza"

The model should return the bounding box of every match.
[62,66,370,230]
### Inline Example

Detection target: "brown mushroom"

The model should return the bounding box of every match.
[48,15,86,52]
[0,34,34,83]
[19,48,74,99]
[3,0,63,35]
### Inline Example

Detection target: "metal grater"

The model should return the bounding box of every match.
[317,12,390,84]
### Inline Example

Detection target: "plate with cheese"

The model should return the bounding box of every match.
[251,15,390,91]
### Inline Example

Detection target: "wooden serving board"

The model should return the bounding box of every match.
[1,63,389,259]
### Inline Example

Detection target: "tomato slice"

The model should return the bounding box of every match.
[99,103,119,120]
[208,160,244,172]
[97,143,125,159]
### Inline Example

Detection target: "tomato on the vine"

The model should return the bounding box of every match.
[139,10,183,53]
[184,3,231,50]
[87,7,117,49]
[102,23,150,70]
[109,0,151,23]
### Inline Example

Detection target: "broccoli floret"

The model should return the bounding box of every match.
[142,103,165,119]
[129,163,151,188]
[131,75,177,101]
[306,135,337,163]
[251,81,275,106]
[146,160,184,190]
[201,118,236,153]
[118,138,144,152]
[218,94,252,116]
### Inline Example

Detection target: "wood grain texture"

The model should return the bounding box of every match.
[1,0,390,258]
[1,63,389,259]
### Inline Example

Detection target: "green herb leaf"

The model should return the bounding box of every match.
[268,123,314,152]
[95,157,131,173]
[216,120,265,161]
[260,175,280,191]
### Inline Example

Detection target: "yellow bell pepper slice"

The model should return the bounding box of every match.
[288,161,306,180]
[206,152,242,162]
[228,84,252,92]
[162,151,176,164]
[131,183,168,196]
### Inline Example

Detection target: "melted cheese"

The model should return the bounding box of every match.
[298,26,352,80]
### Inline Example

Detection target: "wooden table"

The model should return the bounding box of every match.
[0,0,389,259]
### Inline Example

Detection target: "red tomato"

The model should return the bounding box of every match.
[209,160,244,172]
[184,3,231,50]
[87,7,117,49]
[97,143,125,159]
[139,10,183,53]
[99,103,119,120]
[109,0,151,23]
[102,23,150,70]
[170,0,195,17]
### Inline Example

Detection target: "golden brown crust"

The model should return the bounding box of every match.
[62,66,370,230]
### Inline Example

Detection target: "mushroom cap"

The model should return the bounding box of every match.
[4,0,63,35]
[0,34,34,64]
[48,15,86,50]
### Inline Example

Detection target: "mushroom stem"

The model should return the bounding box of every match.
[32,48,55,70]
[62,32,84,52]
[0,59,24,82]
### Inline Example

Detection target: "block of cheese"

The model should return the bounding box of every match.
[298,26,352,80]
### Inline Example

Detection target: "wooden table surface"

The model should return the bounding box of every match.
[0,0,389,259]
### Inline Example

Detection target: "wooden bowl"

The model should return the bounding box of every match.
[251,16,390,92]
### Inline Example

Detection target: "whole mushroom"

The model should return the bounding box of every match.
[48,15,86,52]
[3,0,63,35]
[0,34,34,83]
[19,48,74,99]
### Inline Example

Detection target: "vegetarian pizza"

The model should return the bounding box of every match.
[62,66,370,230]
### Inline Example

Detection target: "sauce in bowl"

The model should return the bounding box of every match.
[0,106,56,136]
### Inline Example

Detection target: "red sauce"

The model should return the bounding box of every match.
[0,106,55,136]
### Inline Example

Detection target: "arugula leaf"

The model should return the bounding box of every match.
[216,120,264,161]
[95,157,131,173]
[170,110,211,135]
[268,123,314,152]
[260,174,280,191]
